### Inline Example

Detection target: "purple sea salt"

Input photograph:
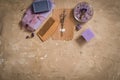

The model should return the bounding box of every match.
[74,2,94,23]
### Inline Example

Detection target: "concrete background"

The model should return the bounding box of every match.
[0,0,120,80]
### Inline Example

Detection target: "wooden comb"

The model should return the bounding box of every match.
[37,17,59,42]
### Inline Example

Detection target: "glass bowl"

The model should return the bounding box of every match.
[73,2,94,23]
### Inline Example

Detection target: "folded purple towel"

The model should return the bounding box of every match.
[21,0,54,32]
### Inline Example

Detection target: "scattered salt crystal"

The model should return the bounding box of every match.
[63,40,66,42]
[73,62,76,65]
[40,57,44,60]
[55,58,58,62]
[56,43,58,46]
[0,59,4,64]
[94,55,97,58]
[40,54,48,60]
[44,54,47,58]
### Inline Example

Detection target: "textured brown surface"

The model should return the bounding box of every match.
[0,0,120,80]
[52,9,75,41]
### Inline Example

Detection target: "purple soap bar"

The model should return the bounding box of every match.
[82,28,95,42]
[32,0,51,13]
